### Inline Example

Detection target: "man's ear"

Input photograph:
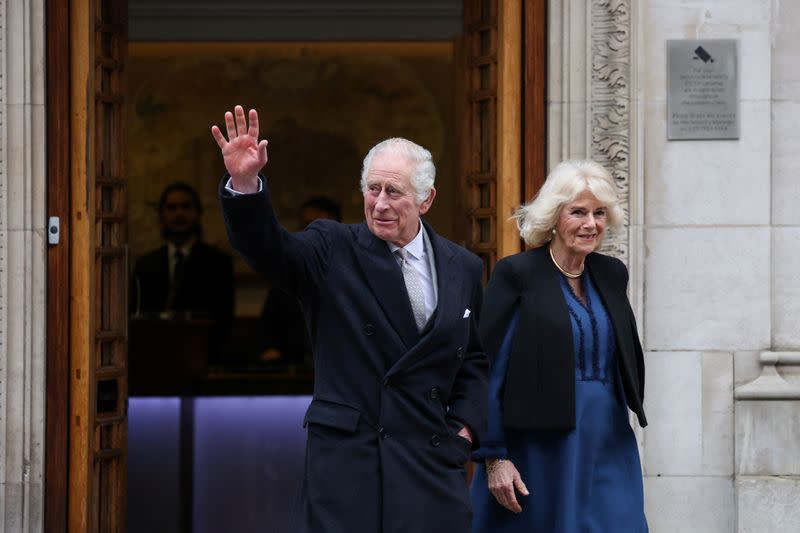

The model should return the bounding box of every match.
[418,187,436,215]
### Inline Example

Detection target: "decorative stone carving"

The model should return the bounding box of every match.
[591,0,631,261]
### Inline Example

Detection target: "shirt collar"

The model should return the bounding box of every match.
[167,238,196,258]
[387,222,425,260]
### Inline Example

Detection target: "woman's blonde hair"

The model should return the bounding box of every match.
[513,159,624,247]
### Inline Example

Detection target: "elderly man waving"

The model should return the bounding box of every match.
[212,106,488,533]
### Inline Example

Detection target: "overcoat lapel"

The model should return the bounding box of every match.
[353,223,419,349]
[385,221,461,377]
[585,254,628,348]
[427,228,460,331]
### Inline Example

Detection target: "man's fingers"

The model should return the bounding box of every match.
[234,105,247,137]
[258,139,269,166]
[224,111,236,141]
[514,475,530,496]
[210,125,227,150]
[248,109,260,139]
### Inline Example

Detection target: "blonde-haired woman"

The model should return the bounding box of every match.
[469,160,648,532]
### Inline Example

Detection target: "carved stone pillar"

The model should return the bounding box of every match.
[0,0,47,530]
[548,0,641,321]
[549,0,633,260]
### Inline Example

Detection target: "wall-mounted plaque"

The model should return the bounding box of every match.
[667,39,739,140]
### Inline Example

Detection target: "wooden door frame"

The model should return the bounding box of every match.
[43,0,549,528]
[524,0,548,201]
[45,0,71,529]
[459,0,547,270]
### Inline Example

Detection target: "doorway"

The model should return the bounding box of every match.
[45,0,546,531]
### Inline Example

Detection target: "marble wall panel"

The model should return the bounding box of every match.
[773,0,800,100]
[643,101,770,226]
[644,475,734,533]
[643,351,732,476]
[641,18,771,103]
[772,228,800,348]
[644,227,770,351]
[772,101,800,226]
[736,401,800,475]
[737,477,800,533]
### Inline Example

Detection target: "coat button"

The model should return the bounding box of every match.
[379,427,388,439]
[430,434,440,447]
[364,323,375,336]
[455,347,464,359]
[429,387,440,400]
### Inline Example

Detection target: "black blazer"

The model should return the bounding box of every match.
[220,176,488,533]
[479,246,647,431]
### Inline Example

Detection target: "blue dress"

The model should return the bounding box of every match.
[470,273,648,533]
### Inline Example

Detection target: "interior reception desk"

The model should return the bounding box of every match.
[128,318,314,533]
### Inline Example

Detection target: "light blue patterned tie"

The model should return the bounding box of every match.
[396,248,426,331]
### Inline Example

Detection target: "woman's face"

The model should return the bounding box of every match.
[553,189,608,257]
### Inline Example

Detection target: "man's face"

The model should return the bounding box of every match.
[363,153,435,247]
[160,190,200,240]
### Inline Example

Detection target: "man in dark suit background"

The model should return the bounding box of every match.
[212,105,488,533]
[131,182,234,359]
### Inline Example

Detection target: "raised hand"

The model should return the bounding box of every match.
[487,459,530,513]
[211,105,269,194]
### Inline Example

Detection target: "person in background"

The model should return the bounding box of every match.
[131,182,234,356]
[258,196,342,365]
[470,159,648,533]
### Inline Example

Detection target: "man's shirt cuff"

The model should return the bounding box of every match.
[225,177,263,195]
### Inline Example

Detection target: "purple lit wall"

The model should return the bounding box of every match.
[193,396,311,533]
[128,396,311,533]
[128,398,182,533]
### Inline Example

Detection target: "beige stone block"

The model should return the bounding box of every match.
[737,477,800,533]
[644,227,770,351]
[773,228,800,348]
[736,401,800,475]
[644,475,734,533]
[644,100,770,226]
[642,0,771,102]
[642,351,732,476]
[772,102,800,226]
[773,0,800,100]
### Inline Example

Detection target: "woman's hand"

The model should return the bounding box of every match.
[211,105,269,194]
[486,458,529,513]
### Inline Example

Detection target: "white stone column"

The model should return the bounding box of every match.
[0,0,47,530]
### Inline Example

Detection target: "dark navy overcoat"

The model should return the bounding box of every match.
[220,178,488,533]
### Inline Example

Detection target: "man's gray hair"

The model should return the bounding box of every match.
[360,138,436,205]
